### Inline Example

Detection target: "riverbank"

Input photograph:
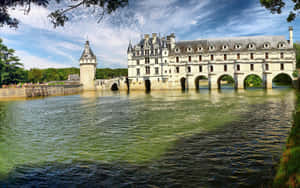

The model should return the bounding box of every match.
[0,85,82,99]
[273,91,300,188]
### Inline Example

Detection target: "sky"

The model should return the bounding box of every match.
[1,0,300,69]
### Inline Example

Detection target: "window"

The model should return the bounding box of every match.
[188,66,191,73]
[224,64,227,72]
[155,49,158,55]
[169,69,171,73]
[146,66,150,74]
[151,50,153,55]
[280,52,284,59]
[237,53,240,60]
[264,43,269,48]
[188,56,191,62]
[176,56,179,63]
[137,60,140,65]
[145,57,150,64]
[137,68,140,76]
[165,60,167,63]
[210,46,214,50]
[224,54,227,61]
[176,67,180,73]
[211,55,214,61]
[155,67,159,74]
[265,52,269,59]
[145,50,149,56]
[137,51,140,56]
[250,53,254,60]
[175,48,179,53]
[155,58,158,64]
[237,64,240,71]
[281,63,284,70]
[199,65,202,72]
[199,55,202,62]
[210,65,214,72]
[265,64,269,71]
[250,64,254,71]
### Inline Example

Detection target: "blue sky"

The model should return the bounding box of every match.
[1,0,299,69]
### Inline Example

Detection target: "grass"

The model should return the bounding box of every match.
[273,93,300,188]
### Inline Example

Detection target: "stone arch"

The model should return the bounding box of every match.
[243,74,263,89]
[111,82,119,91]
[194,75,209,90]
[217,74,235,89]
[272,72,293,88]
[180,77,187,91]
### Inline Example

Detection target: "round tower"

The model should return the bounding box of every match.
[79,41,97,90]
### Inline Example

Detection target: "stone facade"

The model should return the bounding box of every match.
[79,41,97,91]
[128,27,297,90]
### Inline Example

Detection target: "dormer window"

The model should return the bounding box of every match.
[222,45,228,50]
[175,48,180,53]
[264,43,270,49]
[235,44,241,49]
[187,47,192,52]
[197,47,203,52]
[278,43,285,49]
[209,45,215,51]
[248,43,255,49]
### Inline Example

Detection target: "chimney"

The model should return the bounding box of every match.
[289,26,293,47]
[152,33,157,43]
[144,34,150,40]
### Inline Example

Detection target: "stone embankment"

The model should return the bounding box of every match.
[0,85,82,99]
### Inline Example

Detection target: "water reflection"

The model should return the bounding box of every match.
[0,89,296,187]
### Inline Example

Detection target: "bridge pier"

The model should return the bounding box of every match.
[234,73,244,89]
[264,73,272,89]
[209,74,218,89]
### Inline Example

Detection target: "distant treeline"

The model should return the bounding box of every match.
[26,68,128,83]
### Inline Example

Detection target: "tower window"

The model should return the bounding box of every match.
[199,65,202,72]
[176,56,179,63]
[265,52,269,59]
[224,64,227,72]
[211,55,214,61]
[176,67,180,73]
[188,66,191,73]
[237,64,240,71]
[224,54,227,61]
[250,53,254,60]
[199,55,202,62]
[237,53,240,60]
[189,56,191,62]
[281,63,284,70]
[210,65,213,72]
[250,64,254,71]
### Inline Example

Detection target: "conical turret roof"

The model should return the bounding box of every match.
[80,41,96,60]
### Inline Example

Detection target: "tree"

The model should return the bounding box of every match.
[260,0,299,22]
[294,43,300,68]
[0,0,129,28]
[0,38,26,86]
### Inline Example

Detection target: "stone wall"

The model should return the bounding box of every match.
[0,85,82,99]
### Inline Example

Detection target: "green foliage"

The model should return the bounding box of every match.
[294,43,300,68]
[220,75,234,83]
[293,70,299,78]
[0,38,27,87]
[260,0,299,22]
[0,0,129,28]
[273,74,292,84]
[244,75,263,88]
[96,68,127,79]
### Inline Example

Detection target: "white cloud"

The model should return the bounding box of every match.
[16,50,69,69]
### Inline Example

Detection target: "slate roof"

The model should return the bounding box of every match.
[80,41,96,60]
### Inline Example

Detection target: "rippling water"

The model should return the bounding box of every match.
[0,89,296,187]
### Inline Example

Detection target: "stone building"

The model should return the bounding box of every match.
[79,41,97,90]
[127,27,296,91]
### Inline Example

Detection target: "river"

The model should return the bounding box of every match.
[0,89,297,187]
